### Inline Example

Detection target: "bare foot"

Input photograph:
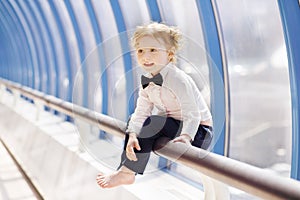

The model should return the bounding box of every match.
[96,171,135,188]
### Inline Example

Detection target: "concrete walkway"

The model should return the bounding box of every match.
[0,140,38,200]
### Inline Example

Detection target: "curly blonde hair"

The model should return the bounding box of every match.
[131,22,182,62]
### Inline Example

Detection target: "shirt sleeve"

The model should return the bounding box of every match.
[170,74,210,139]
[126,87,153,135]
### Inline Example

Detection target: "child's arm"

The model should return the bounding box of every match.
[126,88,153,160]
[171,74,211,141]
[126,88,154,135]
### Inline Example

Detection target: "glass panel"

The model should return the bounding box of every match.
[68,0,100,109]
[0,3,27,85]
[28,1,56,95]
[0,8,19,82]
[52,0,81,102]
[0,19,14,82]
[9,1,40,90]
[215,0,291,178]
[19,1,47,93]
[38,1,68,99]
[82,0,127,169]
[92,0,127,121]
[119,0,150,29]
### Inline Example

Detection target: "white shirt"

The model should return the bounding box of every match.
[127,63,212,139]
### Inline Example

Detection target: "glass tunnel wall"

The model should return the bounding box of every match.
[0,0,220,188]
[0,0,293,188]
[215,0,292,176]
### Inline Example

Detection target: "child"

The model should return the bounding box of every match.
[97,22,213,188]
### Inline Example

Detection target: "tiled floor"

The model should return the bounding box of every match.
[0,140,38,200]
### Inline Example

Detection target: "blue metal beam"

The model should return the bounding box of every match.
[84,0,108,116]
[35,1,59,97]
[64,0,88,107]
[196,0,228,156]
[110,0,134,115]
[14,0,42,91]
[277,0,300,180]
[47,1,72,102]
[0,5,22,83]
[22,1,49,93]
[2,1,34,87]
[146,0,162,22]
[0,4,27,85]
[0,17,11,80]
[26,1,51,94]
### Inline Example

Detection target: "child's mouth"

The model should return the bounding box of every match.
[144,63,154,67]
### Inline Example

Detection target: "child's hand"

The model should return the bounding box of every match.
[126,133,141,161]
[172,134,192,145]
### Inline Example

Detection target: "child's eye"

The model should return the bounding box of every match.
[137,49,143,54]
[150,48,157,52]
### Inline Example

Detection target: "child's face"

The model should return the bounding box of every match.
[135,35,170,75]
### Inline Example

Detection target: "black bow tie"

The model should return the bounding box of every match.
[141,73,163,89]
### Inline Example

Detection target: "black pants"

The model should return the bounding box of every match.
[118,115,213,174]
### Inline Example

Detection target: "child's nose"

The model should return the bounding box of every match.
[143,51,152,60]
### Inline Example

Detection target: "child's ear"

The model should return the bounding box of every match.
[168,53,173,62]
[168,47,176,53]
[168,48,175,62]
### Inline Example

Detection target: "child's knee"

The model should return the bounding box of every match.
[139,115,166,138]
[142,115,167,127]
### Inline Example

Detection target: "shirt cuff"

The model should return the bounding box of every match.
[126,122,142,135]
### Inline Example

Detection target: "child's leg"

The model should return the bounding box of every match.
[96,132,150,189]
[119,115,182,174]
[97,115,181,188]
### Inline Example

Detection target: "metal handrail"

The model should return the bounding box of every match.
[1,78,300,200]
